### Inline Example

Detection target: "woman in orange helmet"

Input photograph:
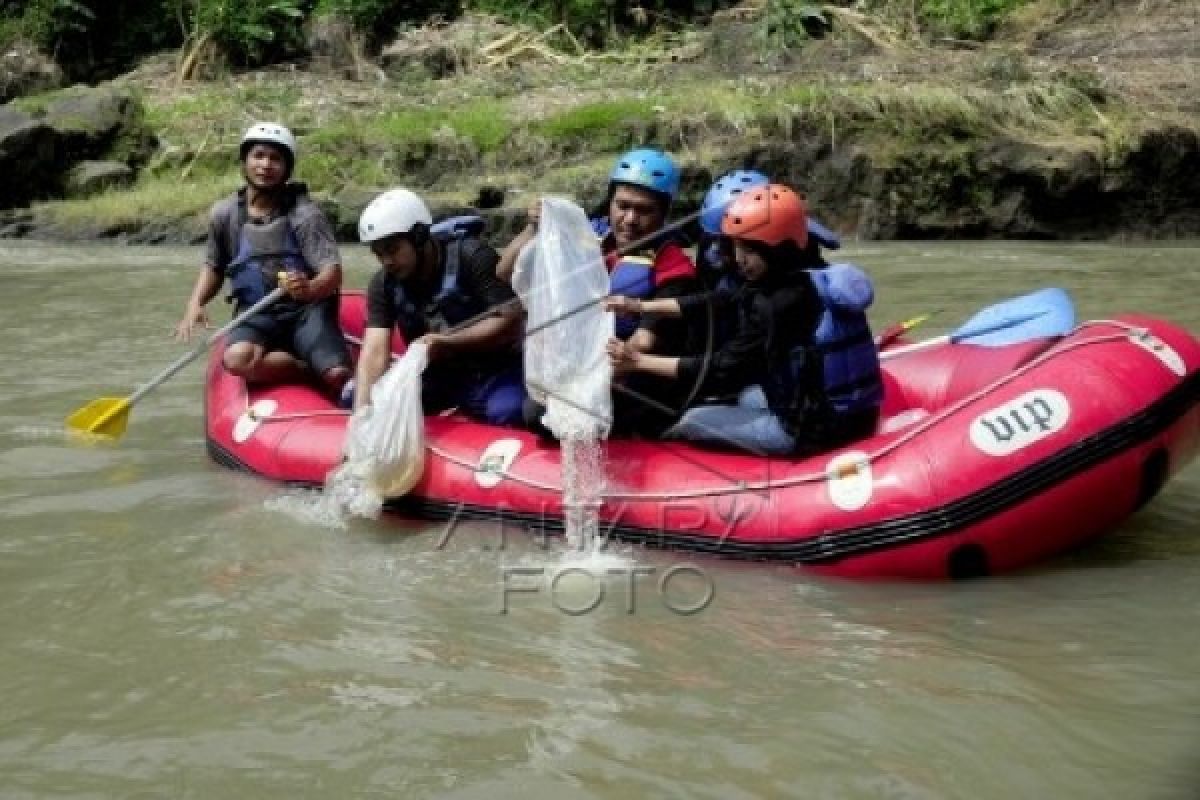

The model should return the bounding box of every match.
[605,183,882,456]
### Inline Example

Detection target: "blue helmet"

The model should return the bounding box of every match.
[609,148,681,201]
[700,169,769,234]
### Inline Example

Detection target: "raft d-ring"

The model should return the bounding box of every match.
[234,399,278,443]
[1129,330,1186,377]
[825,451,873,512]
[475,438,523,489]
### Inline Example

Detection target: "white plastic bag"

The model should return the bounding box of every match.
[511,197,613,439]
[340,341,429,497]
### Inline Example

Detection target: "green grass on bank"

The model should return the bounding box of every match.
[301,101,514,187]
[30,67,1134,233]
[140,74,1125,182]
[530,98,661,150]
[34,172,238,233]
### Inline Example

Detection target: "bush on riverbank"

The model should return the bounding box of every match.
[0,0,1046,83]
[3,0,1197,242]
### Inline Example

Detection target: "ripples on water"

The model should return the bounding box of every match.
[264,487,360,531]
[1,240,1198,798]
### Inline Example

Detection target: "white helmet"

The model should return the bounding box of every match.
[359,188,433,243]
[240,122,297,164]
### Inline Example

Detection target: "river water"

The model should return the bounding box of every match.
[2,239,1198,798]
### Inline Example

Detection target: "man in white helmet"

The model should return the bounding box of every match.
[351,188,524,425]
[173,122,351,394]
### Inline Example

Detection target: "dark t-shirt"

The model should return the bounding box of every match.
[365,236,516,374]
[676,267,822,413]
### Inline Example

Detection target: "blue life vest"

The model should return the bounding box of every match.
[768,263,882,419]
[225,199,313,308]
[609,254,656,339]
[806,263,882,415]
[433,214,486,239]
[589,216,671,339]
[591,216,660,339]
[388,216,489,338]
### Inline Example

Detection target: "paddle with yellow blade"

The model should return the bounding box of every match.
[875,311,939,350]
[66,284,289,440]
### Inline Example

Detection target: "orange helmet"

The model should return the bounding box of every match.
[720,183,808,249]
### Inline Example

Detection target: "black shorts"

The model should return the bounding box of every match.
[226,296,350,375]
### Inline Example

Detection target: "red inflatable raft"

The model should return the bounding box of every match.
[206,292,1200,579]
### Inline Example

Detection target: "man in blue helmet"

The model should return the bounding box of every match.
[607,182,882,457]
[498,147,703,437]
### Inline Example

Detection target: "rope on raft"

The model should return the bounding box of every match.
[241,321,1152,501]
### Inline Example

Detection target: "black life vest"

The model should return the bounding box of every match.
[388,216,489,338]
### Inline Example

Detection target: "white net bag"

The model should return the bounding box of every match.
[511,197,613,440]
[330,341,429,512]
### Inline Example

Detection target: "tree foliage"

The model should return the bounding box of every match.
[0,0,1034,82]
[0,0,179,80]
[314,0,459,48]
[186,0,315,67]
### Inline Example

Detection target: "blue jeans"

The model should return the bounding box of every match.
[340,361,525,425]
[459,366,526,426]
[426,361,526,427]
[664,386,796,456]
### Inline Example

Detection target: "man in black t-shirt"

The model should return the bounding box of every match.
[351,188,525,426]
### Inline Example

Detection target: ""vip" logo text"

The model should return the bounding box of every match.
[969,390,1071,457]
